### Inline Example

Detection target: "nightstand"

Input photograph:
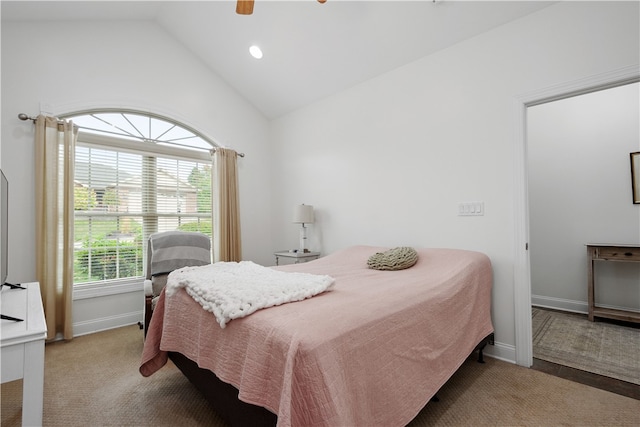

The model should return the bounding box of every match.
[274,250,320,266]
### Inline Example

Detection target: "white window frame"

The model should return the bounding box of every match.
[68,113,215,299]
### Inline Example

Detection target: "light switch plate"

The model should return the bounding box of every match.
[458,201,484,216]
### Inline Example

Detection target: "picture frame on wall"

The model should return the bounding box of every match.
[632,152,640,204]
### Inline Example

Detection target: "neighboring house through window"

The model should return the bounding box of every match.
[65,111,214,293]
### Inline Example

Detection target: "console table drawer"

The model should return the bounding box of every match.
[594,246,640,261]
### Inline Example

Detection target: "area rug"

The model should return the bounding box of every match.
[532,307,640,385]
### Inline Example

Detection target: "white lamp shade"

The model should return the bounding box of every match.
[293,204,314,224]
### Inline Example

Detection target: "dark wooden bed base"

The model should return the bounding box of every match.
[169,351,277,426]
[168,332,494,427]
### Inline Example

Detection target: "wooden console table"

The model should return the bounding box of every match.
[1,282,47,426]
[586,244,640,323]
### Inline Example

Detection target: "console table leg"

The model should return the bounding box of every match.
[587,252,595,322]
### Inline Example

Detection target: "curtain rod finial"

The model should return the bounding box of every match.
[18,113,38,123]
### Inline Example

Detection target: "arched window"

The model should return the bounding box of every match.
[64,110,214,289]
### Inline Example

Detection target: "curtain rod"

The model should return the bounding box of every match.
[18,113,67,125]
[211,148,245,158]
[19,113,245,157]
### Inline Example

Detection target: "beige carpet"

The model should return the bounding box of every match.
[2,325,639,426]
[532,307,640,385]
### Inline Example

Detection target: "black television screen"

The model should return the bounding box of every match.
[1,169,7,284]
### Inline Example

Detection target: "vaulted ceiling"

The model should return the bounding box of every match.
[1,1,556,119]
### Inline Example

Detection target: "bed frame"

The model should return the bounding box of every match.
[169,332,495,427]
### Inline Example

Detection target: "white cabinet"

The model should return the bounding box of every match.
[1,282,47,426]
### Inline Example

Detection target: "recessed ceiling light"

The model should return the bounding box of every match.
[249,45,263,59]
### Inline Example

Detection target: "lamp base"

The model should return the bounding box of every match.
[299,223,308,252]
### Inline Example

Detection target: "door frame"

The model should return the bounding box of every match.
[512,64,640,367]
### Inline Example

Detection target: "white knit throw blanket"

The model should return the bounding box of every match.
[165,261,335,328]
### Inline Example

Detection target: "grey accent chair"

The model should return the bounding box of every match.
[143,230,211,336]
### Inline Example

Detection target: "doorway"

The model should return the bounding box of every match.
[512,65,640,368]
[526,82,640,396]
[527,82,640,316]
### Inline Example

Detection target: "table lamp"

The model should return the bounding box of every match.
[293,204,314,252]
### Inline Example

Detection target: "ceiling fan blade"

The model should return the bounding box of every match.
[236,0,325,16]
[236,0,254,15]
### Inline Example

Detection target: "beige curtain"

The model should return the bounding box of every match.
[212,148,242,262]
[34,115,78,341]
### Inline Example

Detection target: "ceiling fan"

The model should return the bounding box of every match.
[236,0,327,15]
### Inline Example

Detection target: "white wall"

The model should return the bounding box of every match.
[529,82,640,313]
[1,20,273,335]
[270,1,640,358]
[1,2,639,353]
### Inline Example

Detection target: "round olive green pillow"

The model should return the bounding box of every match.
[367,247,419,271]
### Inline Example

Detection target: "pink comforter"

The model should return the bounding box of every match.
[140,245,493,427]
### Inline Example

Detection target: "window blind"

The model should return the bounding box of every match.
[73,141,212,284]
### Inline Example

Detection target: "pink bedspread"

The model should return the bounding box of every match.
[140,245,493,427]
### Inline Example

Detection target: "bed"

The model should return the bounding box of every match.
[140,245,494,427]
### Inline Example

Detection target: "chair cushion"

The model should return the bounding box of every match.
[148,231,211,277]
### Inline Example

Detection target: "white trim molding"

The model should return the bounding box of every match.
[73,310,143,338]
[512,93,532,367]
[513,63,640,367]
[484,340,516,365]
[532,295,588,314]
[532,295,640,316]
[74,279,143,300]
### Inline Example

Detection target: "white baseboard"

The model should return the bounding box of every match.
[531,295,587,314]
[532,294,640,315]
[483,340,516,365]
[73,311,143,337]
